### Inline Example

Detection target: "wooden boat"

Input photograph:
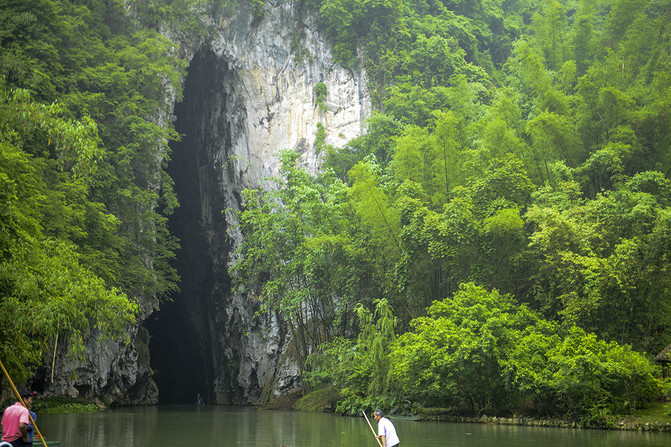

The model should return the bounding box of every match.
[389,415,421,421]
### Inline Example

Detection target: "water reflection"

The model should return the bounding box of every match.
[37,406,670,447]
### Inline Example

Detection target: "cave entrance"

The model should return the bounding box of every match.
[146,47,232,404]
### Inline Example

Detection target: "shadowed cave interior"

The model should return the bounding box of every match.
[145,48,231,404]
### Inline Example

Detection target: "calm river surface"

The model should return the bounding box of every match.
[38,405,670,447]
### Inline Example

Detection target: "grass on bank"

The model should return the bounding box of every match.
[627,401,671,425]
[0,397,102,414]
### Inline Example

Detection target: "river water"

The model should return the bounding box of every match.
[37,405,669,447]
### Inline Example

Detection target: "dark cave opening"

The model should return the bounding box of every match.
[145,48,232,404]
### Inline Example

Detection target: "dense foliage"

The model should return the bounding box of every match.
[234,0,671,421]
[0,0,185,383]
[390,284,658,420]
[2,0,670,422]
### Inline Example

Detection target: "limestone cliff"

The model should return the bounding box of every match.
[44,0,369,405]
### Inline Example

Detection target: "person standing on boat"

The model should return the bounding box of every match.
[1,390,34,447]
[26,392,37,445]
[373,409,399,447]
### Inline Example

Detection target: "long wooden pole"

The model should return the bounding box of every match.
[0,358,49,447]
[362,411,384,447]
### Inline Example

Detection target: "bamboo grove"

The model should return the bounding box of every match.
[233,0,671,422]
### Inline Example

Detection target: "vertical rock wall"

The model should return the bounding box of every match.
[155,0,370,404]
[179,1,369,404]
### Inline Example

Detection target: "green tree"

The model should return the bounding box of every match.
[390,283,533,414]
[505,325,659,419]
[234,150,383,370]
[348,158,401,261]
[305,298,397,414]
[391,283,660,418]
[526,110,582,182]
[0,90,138,383]
[572,0,598,77]
[525,171,671,352]
[531,0,568,70]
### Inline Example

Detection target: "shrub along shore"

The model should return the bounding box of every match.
[423,413,671,433]
[277,390,671,433]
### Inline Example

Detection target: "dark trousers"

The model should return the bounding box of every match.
[8,439,31,447]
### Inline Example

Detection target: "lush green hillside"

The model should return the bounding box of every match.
[1,0,670,422]
[234,0,671,422]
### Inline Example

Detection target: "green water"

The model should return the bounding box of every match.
[36,405,670,447]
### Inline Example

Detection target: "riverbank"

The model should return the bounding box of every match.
[424,412,671,433]
[266,390,671,433]
[408,403,671,433]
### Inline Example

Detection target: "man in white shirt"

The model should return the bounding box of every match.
[374,409,400,447]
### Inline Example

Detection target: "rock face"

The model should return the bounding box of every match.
[43,326,157,406]
[44,0,369,405]
[161,0,370,404]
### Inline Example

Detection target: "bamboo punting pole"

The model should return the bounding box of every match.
[362,410,384,447]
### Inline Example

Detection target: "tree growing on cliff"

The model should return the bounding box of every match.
[0,0,184,387]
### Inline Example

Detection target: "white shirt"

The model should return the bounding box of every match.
[377,417,400,447]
